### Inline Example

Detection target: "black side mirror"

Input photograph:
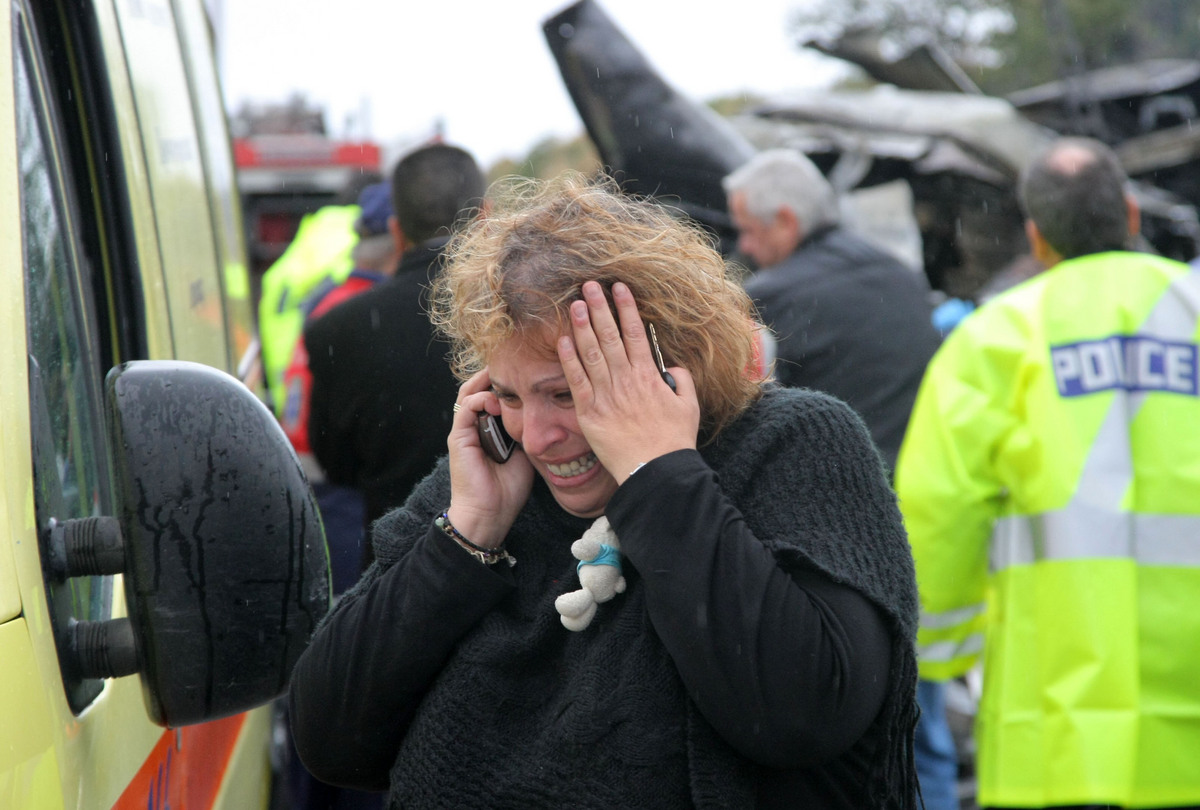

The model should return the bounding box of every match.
[58,360,331,726]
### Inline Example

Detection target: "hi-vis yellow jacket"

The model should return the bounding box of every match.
[258,204,359,418]
[896,251,1200,809]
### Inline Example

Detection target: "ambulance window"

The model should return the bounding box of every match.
[18,9,114,710]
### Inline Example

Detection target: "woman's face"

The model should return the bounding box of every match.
[487,335,618,519]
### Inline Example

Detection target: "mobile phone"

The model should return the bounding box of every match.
[477,411,516,463]
[648,323,677,393]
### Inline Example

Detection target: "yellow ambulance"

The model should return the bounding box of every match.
[1,1,330,807]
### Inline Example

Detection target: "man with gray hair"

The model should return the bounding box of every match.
[723,148,940,476]
[727,150,955,809]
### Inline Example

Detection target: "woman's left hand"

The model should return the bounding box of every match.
[558,280,700,484]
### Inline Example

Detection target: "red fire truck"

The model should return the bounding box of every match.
[231,98,382,284]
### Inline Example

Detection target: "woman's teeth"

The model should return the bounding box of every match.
[547,453,598,478]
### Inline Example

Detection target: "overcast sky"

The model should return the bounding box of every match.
[212,0,845,168]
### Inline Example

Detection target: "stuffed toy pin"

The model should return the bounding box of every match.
[555,516,625,631]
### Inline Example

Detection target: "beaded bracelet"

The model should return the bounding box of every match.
[435,512,516,567]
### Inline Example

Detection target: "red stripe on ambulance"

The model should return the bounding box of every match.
[112,713,247,810]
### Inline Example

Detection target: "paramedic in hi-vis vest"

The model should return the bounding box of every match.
[896,136,1200,809]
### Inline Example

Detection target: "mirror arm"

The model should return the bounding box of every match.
[71,617,140,679]
[48,516,125,579]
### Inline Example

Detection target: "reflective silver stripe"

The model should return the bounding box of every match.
[1143,262,1200,339]
[921,602,985,630]
[993,511,1200,569]
[919,633,985,664]
[993,265,1200,571]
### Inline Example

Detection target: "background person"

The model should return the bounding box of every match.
[258,171,381,418]
[288,173,922,809]
[723,148,955,808]
[304,144,485,566]
[715,148,940,477]
[721,148,941,477]
[281,180,400,592]
[273,181,398,810]
[896,137,1200,809]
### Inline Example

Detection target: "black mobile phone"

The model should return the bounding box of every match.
[477,411,516,463]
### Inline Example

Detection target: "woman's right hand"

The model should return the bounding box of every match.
[444,368,534,548]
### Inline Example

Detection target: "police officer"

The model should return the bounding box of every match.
[896,137,1200,808]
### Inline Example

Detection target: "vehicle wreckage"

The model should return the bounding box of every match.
[543,0,1200,302]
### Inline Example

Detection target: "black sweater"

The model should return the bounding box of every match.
[288,386,919,808]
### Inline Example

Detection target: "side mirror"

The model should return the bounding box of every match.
[56,360,331,726]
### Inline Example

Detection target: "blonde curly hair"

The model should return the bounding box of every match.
[431,172,764,440]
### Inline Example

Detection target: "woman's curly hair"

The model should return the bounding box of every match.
[431,172,764,440]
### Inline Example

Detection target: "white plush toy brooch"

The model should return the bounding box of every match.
[554,516,625,631]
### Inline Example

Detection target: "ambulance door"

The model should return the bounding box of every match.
[99,0,227,369]
[3,1,274,807]
[7,2,164,805]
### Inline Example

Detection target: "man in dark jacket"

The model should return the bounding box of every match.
[305,143,486,566]
[724,148,955,810]
[722,148,941,477]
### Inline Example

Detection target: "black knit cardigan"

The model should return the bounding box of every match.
[315,384,920,808]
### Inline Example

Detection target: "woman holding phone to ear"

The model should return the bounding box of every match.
[288,173,921,809]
